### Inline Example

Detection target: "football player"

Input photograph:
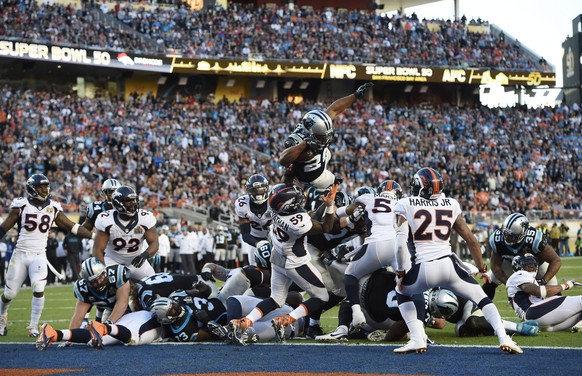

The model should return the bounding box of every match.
[81,178,122,231]
[36,310,162,350]
[229,183,338,342]
[92,186,159,280]
[279,83,373,190]
[201,240,273,304]
[482,213,561,300]
[0,174,94,337]
[506,253,582,332]
[213,225,229,268]
[392,167,522,354]
[235,174,272,267]
[334,180,405,332]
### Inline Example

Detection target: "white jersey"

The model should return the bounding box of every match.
[354,193,397,243]
[506,270,544,320]
[269,211,313,268]
[95,209,157,265]
[393,194,461,263]
[234,194,272,240]
[10,197,63,253]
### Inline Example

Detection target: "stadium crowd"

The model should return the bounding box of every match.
[0,84,580,220]
[0,0,551,71]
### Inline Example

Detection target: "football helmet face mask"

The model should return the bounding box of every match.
[255,240,272,269]
[410,167,443,200]
[512,253,538,277]
[245,174,270,205]
[26,174,51,202]
[268,184,305,215]
[377,180,403,199]
[502,213,529,245]
[101,178,122,202]
[80,257,108,292]
[150,297,185,325]
[302,110,334,149]
[428,288,459,319]
[111,186,139,216]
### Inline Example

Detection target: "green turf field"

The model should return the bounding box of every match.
[1,257,581,347]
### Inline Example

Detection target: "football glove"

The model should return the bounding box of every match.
[131,251,150,268]
[354,82,373,99]
[201,271,216,282]
[305,135,323,149]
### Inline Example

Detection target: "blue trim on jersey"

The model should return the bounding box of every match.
[116,266,125,288]
[73,283,83,301]
[214,312,227,324]
[532,231,543,253]
[172,306,195,333]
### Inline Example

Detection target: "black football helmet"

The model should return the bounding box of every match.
[26,174,51,202]
[502,213,529,245]
[302,110,334,149]
[377,180,403,199]
[268,184,305,215]
[255,240,272,269]
[80,257,108,292]
[410,167,443,200]
[511,253,539,276]
[111,186,139,216]
[101,178,122,202]
[245,174,270,205]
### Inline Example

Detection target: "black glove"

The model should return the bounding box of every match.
[536,278,547,286]
[131,251,150,268]
[201,271,216,282]
[354,82,373,99]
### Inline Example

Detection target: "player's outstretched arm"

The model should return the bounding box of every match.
[92,230,109,263]
[325,82,373,119]
[453,215,489,280]
[55,212,94,239]
[280,140,308,167]
[0,208,19,240]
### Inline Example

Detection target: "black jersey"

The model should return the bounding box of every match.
[85,200,110,224]
[73,264,130,311]
[135,273,199,310]
[162,291,228,342]
[307,220,362,252]
[241,265,269,288]
[488,226,547,263]
[361,270,402,323]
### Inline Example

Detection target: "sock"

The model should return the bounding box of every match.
[503,320,517,332]
[481,303,507,343]
[30,296,45,327]
[0,296,12,316]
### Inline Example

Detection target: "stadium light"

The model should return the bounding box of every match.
[404,85,413,93]
[419,85,428,93]
[299,81,309,90]
[226,79,235,87]
[283,81,293,89]
[256,80,266,88]
[158,76,167,85]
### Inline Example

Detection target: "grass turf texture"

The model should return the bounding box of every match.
[1,257,581,347]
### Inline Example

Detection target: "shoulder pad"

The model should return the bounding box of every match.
[10,197,28,209]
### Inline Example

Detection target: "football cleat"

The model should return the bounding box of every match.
[393,339,427,354]
[88,321,108,350]
[230,317,253,332]
[36,323,57,351]
[571,320,582,333]
[231,328,259,346]
[0,315,7,336]
[27,324,39,337]
[207,321,230,342]
[349,305,366,334]
[516,320,539,336]
[500,337,523,354]
[271,314,296,343]
[305,324,324,339]
[315,326,348,343]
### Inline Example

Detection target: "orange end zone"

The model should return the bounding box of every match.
[164,373,428,376]
[0,369,84,376]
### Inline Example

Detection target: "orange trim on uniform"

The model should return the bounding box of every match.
[300,303,308,315]
[429,168,439,193]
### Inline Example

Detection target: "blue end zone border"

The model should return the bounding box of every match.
[1,342,580,375]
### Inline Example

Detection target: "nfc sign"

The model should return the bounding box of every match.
[329,64,356,79]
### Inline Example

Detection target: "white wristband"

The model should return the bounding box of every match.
[539,285,547,299]
[91,232,96,240]
[325,205,335,214]
[71,223,80,235]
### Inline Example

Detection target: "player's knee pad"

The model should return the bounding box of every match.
[3,288,17,301]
